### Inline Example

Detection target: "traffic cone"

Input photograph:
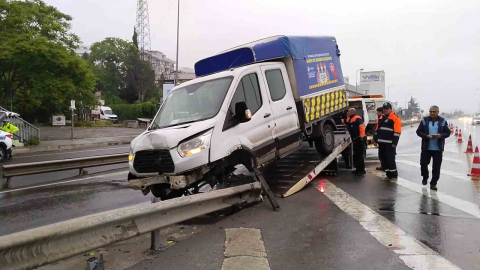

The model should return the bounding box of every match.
[465,135,474,153]
[468,146,480,178]
[458,129,463,143]
[455,127,458,137]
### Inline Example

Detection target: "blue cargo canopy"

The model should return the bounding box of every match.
[194,36,345,98]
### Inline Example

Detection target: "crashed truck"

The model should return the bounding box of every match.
[128,36,350,200]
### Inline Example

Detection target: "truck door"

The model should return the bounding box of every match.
[260,64,302,157]
[228,68,276,165]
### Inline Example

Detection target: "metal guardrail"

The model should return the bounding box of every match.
[0,182,262,270]
[0,153,128,189]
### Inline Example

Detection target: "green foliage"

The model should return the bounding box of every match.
[75,120,120,127]
[88,36,158,104]
[0,0,97,122]
[24,136,40,146]
[110,101,157,121]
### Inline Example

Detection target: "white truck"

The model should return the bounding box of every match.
[128,36,350,200]
[347,95,393,148]
[99,106,118,123]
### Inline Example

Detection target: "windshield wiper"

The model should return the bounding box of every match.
[162,120,199,129]
[149,122,160,130]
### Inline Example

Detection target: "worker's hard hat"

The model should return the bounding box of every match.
[382,102,393,109]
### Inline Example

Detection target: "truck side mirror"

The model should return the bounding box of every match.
[235,101,251,123]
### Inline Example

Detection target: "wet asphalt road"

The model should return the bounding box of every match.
[2,119,480,269]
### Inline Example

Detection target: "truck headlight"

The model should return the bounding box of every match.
[178,130,212,158]
[129,148,134,162]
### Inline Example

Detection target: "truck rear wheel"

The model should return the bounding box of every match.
[315,124,335,154]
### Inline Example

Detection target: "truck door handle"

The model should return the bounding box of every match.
[264,113,271,118]
[286,106,293,110]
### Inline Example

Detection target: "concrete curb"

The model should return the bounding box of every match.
[14,138,134,155]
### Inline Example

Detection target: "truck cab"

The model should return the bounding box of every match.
[129,36,348,200]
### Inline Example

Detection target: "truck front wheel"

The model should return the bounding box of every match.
[315,124,335,154]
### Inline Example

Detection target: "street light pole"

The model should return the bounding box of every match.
[387,85,394,100]
[356,68,364,94]
[175,0,180,85]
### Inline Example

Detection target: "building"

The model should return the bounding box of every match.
[359,70,386,96]
[163,67,196,84]
[146,50,176,81]
[75,45,90,57]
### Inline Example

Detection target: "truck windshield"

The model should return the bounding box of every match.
[153,76,233,129]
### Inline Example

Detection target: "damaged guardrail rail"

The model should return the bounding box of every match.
[0,182,261,270]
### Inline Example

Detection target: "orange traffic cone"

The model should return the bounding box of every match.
[465,135,474,153]
[458,129,463,143]
[468,146,480,178]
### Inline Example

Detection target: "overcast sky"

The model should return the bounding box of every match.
[45,0,480,113]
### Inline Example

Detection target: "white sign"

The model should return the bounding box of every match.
[99,99,105,106]
[52,115,66,126]
[361,74,381,82]
[163,80,175,102]
[70,100,75,109]
[95,91,102,97]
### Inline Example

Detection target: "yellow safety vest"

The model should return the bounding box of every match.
[0,122,19,134]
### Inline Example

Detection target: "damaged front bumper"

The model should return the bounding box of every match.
[129,165,211,191]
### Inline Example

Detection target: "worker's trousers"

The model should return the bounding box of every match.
[379,143,398,178]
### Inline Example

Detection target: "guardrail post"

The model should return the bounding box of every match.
[150,197,161,252]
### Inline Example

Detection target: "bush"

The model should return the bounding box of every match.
[24,137,40,146]
[74,120,120,128]
[110,101,157,121]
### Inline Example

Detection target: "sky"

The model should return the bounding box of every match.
[44,0,480,114]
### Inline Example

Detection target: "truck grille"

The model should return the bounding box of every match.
[133,150,174,173]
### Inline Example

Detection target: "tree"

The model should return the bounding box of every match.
[407,96,421,117]
[0,0,97,122]
[89,35,158,104]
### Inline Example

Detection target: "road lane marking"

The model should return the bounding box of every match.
[396,160,471,181]
[396,154,466,165]
[312,179,462,270]
[16,146,129,159]
[222,228,270,270]
[369,169,480,219]
[0,170,128,194]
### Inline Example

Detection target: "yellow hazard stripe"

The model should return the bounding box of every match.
[303,89,348,123]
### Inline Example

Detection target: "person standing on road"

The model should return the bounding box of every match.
[374,107,386,171]
[376,102,401,181]
[416,105,450,191]
[346,108,366,176]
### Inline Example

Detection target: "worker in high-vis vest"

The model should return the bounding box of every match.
[0,119,19,134]
[346,108,366,176]
[375,102,402,181]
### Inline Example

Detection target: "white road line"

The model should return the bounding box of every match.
[0,171,128,194]
[16,146,129,158]
[313,179,462,270]
[222,228,270,270]
[369,170,480,219]
[396,160,471,181]
[396,154,465,165]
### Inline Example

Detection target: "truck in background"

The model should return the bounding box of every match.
[347,95,393,148]
[99,106,118,123]
[128,36,350,200]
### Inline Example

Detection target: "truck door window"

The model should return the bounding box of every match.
[265,69,286,102]
[230,73,262,116]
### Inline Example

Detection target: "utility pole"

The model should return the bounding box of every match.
[175,0,180,85]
